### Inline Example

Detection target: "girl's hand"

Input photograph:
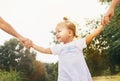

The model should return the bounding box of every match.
[18,37,32,49]
[101,8,114,26]
[24,39,33,49]
[101,0,120,26]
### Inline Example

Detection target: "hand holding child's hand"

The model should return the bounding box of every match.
[18,37,30,48]
[18,36,33,49]
[101,8,114,26]
[24,38,33,49]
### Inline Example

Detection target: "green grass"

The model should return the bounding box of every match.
[0,70,23,81]
[92,74,120,81]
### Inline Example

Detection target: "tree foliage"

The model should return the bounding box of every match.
[99,0,112,3]
[0,38,46,81]
[102,4,120,74]
[44,63,58,81]
[83,18,109,76]
[0,69,23,81]
[27,61,46,81]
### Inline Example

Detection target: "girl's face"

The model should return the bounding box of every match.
[55,24,73,44]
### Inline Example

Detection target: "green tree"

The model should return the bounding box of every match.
[99,0,120,74]
[99,0,111,3]
[0,69,23,81]
[28,61,46,81]
[0,38,36,72]
[0,38,46,81]
[103,5,120,74]
[85,0,120,75]
[44,63,58,81]
[0,38,22,71]
[83,18,109,76]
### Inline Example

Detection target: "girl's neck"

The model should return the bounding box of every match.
[63,36,75,44]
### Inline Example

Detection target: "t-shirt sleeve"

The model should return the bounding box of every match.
[75,38,87,49]
[50,44,62,55]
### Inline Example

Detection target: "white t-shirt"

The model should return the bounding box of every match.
[50,38,92,81]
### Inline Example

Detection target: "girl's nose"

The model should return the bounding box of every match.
[56,33,58,36]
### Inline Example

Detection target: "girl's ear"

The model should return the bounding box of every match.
[68,30,73,36]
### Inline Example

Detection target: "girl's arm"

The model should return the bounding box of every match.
[32,43,52,54]
[86,25,105,45]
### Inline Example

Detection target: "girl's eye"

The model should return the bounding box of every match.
[56,31,60,34]
[58,31,61,33]
[55,30,61,34]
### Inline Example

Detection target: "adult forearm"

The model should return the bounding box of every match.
[110,0,120,9]
[0,17,23,38]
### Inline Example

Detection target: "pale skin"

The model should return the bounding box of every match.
[101,0,120,26]
[29,23,105,54]
[0,17,31,48]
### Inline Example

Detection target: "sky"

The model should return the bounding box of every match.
[0,0,108,63]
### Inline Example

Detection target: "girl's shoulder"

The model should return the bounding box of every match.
[73,37,86,41]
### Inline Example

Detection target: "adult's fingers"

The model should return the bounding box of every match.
[104,16,110,25]
[101,16,110,26]
[24,39,32,49]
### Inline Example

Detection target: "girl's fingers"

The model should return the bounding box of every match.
[101,16,110,26]
[24,39,32,49]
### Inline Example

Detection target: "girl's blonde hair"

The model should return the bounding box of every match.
[63,17,78,38]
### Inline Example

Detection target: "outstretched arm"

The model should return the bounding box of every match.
[0,17,22,38]
[0,17,30,48]
[86,25,105,45]
[30,42,52,54]
[110,0,120,9]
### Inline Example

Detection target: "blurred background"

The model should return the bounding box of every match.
[0,0,120,81]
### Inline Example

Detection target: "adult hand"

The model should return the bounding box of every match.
[18,36,32,49]
[101,8,114,26]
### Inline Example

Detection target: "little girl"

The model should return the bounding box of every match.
[28,17,105,81]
